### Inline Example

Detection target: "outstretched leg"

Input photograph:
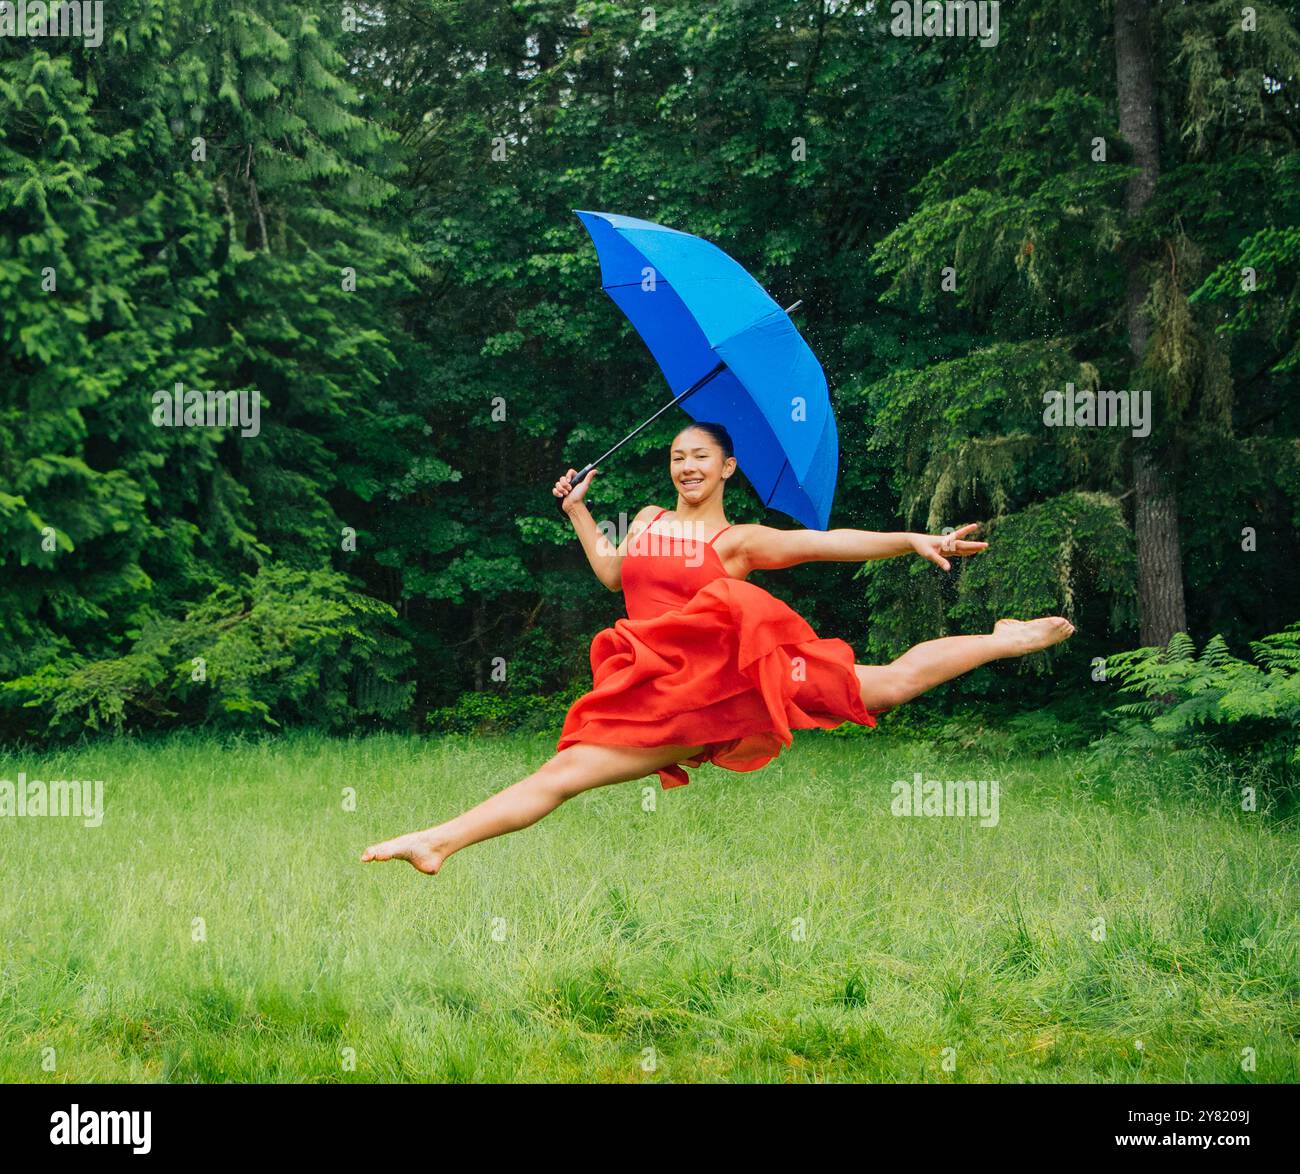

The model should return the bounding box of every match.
[856,616,1074,711]
[361,741,706,875]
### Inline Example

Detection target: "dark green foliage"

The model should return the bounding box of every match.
[953,492,1138,638]
[1,2,420,737]
[426,690,576,736]
[1,1,1296,740]
[1,564,410,736]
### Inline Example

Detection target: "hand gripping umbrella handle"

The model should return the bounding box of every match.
[556,464,596,512]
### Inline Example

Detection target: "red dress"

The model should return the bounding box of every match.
[556,508,879,788]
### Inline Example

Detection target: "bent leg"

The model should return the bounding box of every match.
[361,741,706,875]
[856,616,1074,711]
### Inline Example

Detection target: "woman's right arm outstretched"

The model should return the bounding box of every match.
[552,468,656,593]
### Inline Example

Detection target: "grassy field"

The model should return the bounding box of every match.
[1,730,1296,1083]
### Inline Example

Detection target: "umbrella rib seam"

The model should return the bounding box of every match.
[765,458,791,507]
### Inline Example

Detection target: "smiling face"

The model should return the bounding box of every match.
[670,426,736,507]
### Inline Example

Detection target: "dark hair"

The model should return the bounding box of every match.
[676,420,734,460]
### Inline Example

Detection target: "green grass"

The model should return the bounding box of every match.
[1,730,1296,1083]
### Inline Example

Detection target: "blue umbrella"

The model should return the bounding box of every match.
[565,209,839,530]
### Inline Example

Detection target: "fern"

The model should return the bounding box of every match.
[1099,625,1300,776]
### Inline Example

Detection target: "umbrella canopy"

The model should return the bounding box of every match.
[574,209,839,530]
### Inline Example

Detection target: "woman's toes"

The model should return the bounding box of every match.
[1040,616,1075,645]
[361,838,398,863]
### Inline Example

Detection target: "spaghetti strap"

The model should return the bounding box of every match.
[644,509,728,544]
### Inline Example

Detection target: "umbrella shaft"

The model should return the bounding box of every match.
[568,300,803,484]
[573,359,726,481]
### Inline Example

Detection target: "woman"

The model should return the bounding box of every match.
[363,422,1073,874]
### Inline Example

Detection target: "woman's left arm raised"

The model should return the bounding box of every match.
[736,523,988,574]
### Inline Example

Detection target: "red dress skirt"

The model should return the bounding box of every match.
[556,510,878,788]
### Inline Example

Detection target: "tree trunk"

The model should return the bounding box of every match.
[1132,451,1187,642]
[1114,0,1187,645]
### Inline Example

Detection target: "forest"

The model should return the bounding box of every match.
[1,0,1297,768]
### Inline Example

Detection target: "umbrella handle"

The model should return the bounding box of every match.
[556,465,595,512]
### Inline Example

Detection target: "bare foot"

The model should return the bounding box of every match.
[993,616,1075,656]
[361,828,448,875]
